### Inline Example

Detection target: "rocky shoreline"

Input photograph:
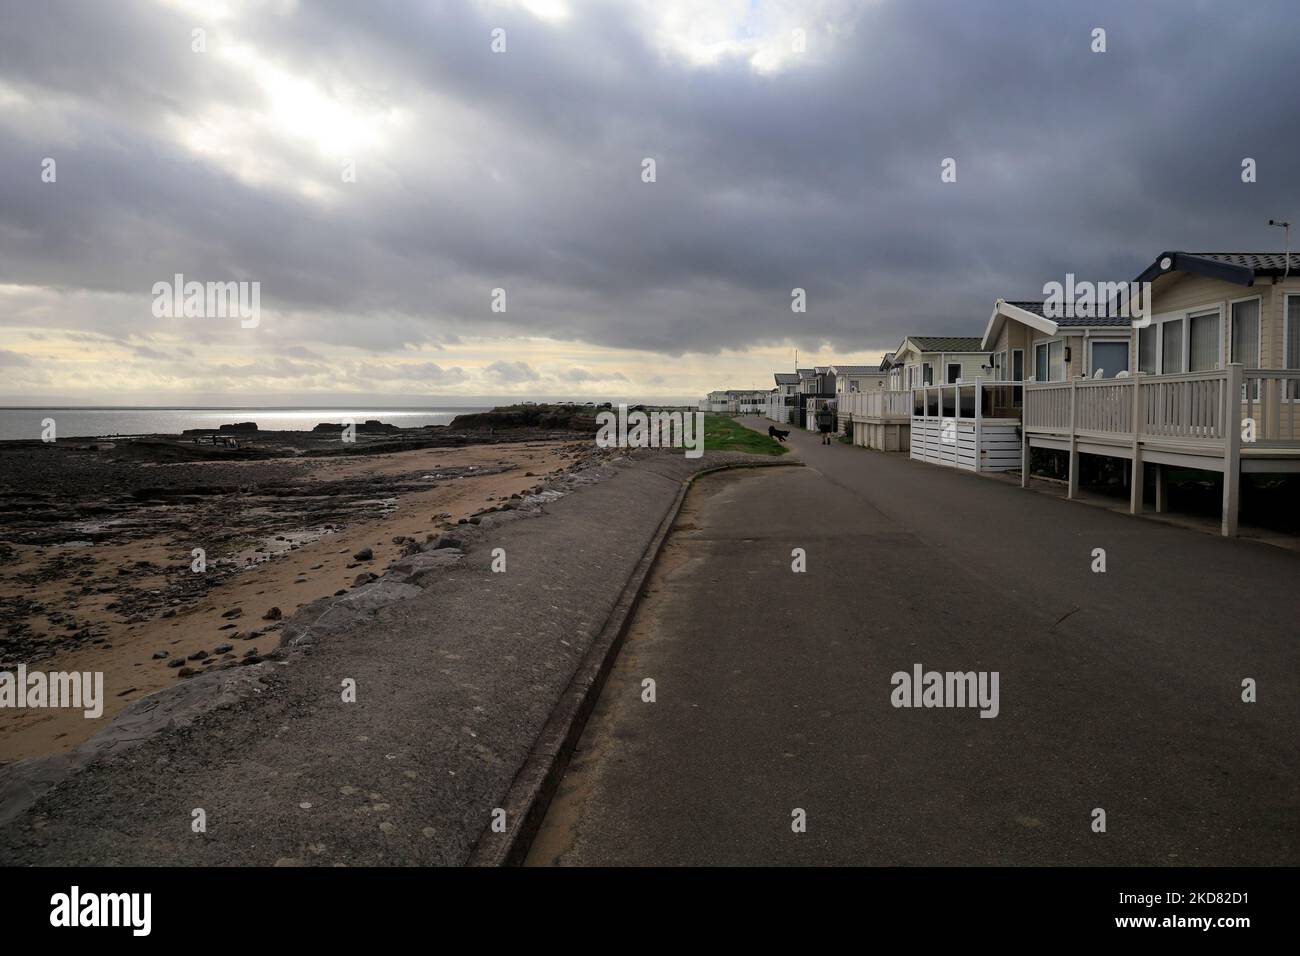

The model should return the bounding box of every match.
[0,415,607,765]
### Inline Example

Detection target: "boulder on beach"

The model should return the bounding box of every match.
[311,420,401,434]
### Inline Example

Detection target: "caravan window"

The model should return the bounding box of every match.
[1161,320,1184,373]
[1090,340,1129,378]
[1138,325,1159,373]
[1188,310,1221,372]
[1231,298,1260,367]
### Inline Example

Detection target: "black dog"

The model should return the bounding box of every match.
[768,425,790,442]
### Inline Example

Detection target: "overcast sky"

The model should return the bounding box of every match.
[1,0,1298,404]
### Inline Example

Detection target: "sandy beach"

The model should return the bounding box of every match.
[0,424,592,763]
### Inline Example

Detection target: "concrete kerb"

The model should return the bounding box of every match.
[464,458,803,866]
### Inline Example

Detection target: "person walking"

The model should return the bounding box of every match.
[817,404,834,444]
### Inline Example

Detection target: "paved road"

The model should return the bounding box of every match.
[529,420,1300,865]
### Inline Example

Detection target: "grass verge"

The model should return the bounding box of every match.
[702,415,789,456]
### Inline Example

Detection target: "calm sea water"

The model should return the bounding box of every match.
[0,407,491,440]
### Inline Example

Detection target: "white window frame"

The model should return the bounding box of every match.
[1286,292,1300,399]
[1145,303,1228,375]
[1086,337,1131,378]
[1230,294,1262,399]
[1137,322,1160,374]
[1033,337,1065,382]
[1156,312,1187,374]
[1229,294,1262,368]
[946,362,962,384]
[1186,307,1224,372]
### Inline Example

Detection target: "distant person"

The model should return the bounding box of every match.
[817,405,834,444]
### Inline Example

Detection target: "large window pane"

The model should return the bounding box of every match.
[1091,341,1128,378]
[1049,340,1064,380]
[1012,350,1024,382]
[1035,344,1048,381]
[1189,311,1220,371]
[1139,326,1158,373]
[1162,320,1184,373]
[1231,298,1260,366]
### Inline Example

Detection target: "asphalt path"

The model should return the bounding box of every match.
[529,419,1300,865]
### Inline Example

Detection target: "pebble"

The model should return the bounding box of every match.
[353,547,373,561]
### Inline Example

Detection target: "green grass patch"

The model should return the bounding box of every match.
[702,415,789,456]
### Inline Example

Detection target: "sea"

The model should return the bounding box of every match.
[0,407,492,441]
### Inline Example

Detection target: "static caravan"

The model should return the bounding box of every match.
[767,372,802,424]
[829,365,888,435]
[891,336,991,390]
[1020,251,1300,535]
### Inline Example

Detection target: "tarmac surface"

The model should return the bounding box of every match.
[529,420,1300,865]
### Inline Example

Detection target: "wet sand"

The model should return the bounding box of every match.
[0,437,585,762]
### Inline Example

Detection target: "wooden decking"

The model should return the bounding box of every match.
[838,389,911,451]
[1021,365,1300,534]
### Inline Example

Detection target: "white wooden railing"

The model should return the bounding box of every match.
[1022,365,1300,536]
[908,381,1025,473]
[1243,371,1300,446]
[838,389,915,419]
[1023,366,1300,447]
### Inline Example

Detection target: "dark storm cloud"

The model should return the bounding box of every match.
[2,0,1298,358]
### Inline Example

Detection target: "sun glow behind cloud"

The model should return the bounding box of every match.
[166,33,405,197]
